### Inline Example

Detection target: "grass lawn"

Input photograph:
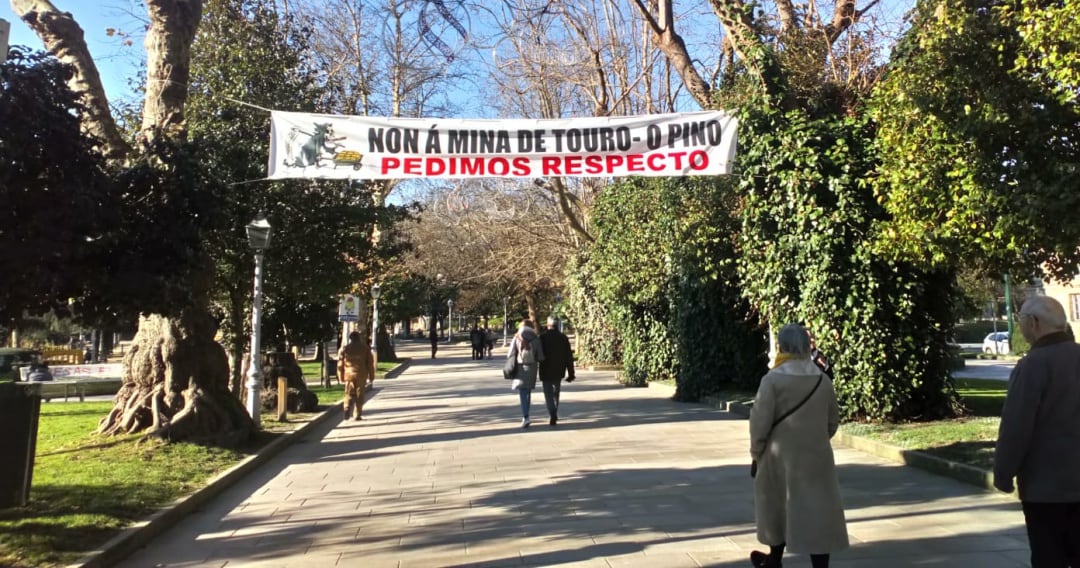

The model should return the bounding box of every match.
[0,357,409,567]
[0,401,280,567]
[839,378,1006,471]
[297,359,402,382]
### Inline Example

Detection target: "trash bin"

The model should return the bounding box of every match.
[0,381,42,508]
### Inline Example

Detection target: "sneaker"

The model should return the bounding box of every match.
[522,417,531,428]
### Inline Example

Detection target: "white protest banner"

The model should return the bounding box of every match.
[268,111,737,180]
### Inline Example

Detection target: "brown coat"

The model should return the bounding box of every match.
[338,341,375,385]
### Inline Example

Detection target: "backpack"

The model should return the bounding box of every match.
[517,336,537,365]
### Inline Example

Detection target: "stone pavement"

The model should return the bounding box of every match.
[118,343,1031,568]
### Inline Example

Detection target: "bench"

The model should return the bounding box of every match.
[17,378,122,402]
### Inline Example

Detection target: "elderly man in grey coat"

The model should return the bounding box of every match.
[749,323,848,568]
[994,296,1080,568]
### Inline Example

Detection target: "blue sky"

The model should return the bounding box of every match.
[3,0,915,112]
[1,2,145,103]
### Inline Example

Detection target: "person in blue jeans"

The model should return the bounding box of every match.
[539,317,575,426]
[507,319,544,428]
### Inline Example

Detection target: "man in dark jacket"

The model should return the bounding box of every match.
[539,317,575,426]
[993,296,1080,568]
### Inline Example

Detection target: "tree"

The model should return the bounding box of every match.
[629,0,966,420]
[12,0,265,444]
[871,0,1080,281]
[183,0,409,392]
[0,48,108,335]
[405,180,572,323]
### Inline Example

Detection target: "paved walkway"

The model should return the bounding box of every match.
[119,343,1030,568]
[953,359,1016,381]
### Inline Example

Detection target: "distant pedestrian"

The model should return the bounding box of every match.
[749,323,847,568]
[802,324,833,379]
[27,362,53,382]
[507,319,544,428]
[539,317,575,426]
[485,328,495,359]
[994,296,1080,568]
[337,331,376,421]
[470,326,485,360]
[429,326,438,359]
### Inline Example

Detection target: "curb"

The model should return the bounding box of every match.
[71,404,342,568]
[383,358,412,380]
[73,357,416,566]
[833,430,1012,498]
[686,393,1014,500]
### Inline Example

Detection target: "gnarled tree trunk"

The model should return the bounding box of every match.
[99,310,253,447]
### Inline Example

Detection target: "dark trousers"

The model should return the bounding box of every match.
[542,380,561,419]
[1022,501,1080,568]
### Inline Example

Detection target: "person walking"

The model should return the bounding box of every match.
[429,326,438,359]
[470,326,485,360]
[337,331,376,421]
[507,319,544,428]
[749,323,848,568]
[994,296,1080,568]
[539,316,575,426]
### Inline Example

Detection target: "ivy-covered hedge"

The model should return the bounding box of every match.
[564,254,622,366]
[735,104,964,421]
[570,177,767,397]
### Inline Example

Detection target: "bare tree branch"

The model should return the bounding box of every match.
[629,0,713,109]
[11,0,130,158]
[825,0,858,43]
[140,0,203,149]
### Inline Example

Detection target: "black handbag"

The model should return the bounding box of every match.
[751,373,824,478]
[502,356,517,380]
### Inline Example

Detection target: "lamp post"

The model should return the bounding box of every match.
[503,296,509,347]
[447,298,454,343]
[370,283,381,351]
[554,292,564,332]
[245,213,272,428]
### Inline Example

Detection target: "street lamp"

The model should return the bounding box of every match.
[245,213,272,428]
[370,283,381,351]
[554,292,563,332]
[447,298,454,343]
[503,296,509,347]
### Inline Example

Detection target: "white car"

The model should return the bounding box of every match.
[982,332,1010,354]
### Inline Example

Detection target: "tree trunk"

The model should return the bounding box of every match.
[376,324,396,362]
[10,0,130,158]
[98,310,253,447]
[525,292,538,325]
[227,284,245,396]
[139,0,203,148]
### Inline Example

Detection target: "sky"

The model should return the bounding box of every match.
[3,0,917,115]
[1,2,146,103]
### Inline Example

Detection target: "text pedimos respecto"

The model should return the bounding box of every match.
[268,111,738,180]
[368,121,726,177]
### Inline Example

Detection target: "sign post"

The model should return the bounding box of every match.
[338,294,360,352]
[0,19,11,63]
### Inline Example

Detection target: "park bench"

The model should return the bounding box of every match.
[18,363,124,402]
[16,378,122,402]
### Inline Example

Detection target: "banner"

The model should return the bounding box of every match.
[268,111,737,180]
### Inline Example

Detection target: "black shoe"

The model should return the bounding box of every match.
[549,417,557,426]
[750,551,781,568]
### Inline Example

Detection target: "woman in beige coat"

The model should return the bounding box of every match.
[749,323,848,568]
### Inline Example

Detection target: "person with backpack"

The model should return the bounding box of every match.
[506,319,545,428]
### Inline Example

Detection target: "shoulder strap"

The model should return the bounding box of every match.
[771,374,824,428]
